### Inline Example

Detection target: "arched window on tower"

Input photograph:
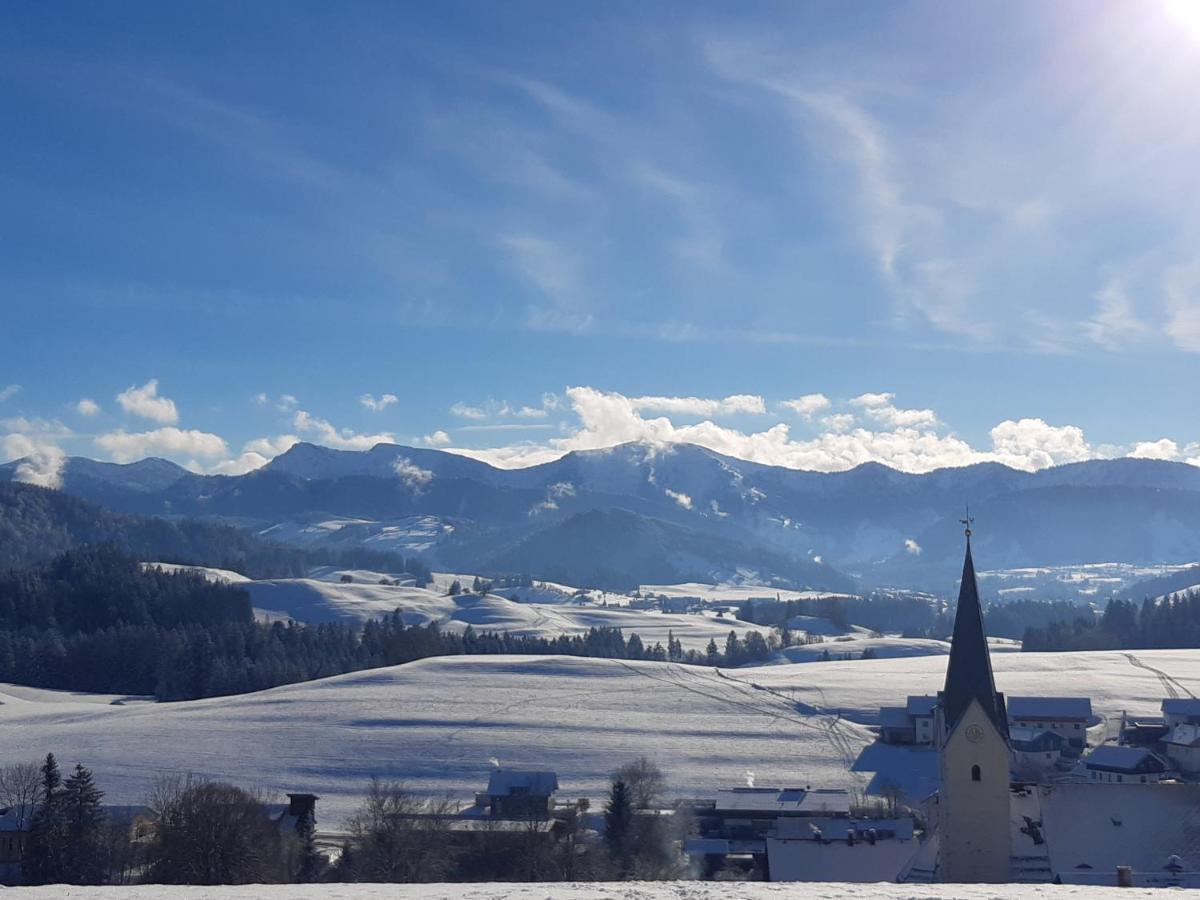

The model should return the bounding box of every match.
[971,765,981,782]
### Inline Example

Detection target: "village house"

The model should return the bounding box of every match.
[1005,697,1093,752]
[878,696,938,745]
[1162,699,1200,729]
[1009,727,1068,775]
[1083,745,1169,784]
[1161,723,1200,775]
[0,807,28,885]
[475,769,559,820]
[679,786,916,882]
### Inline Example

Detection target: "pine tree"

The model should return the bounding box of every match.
[61,763,106,884]
[604,779,634,876]
[23,753,66,884]
[705,638,720,666]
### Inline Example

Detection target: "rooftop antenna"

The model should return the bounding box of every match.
[960,504,974,539]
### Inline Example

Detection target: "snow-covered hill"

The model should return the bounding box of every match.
[237,572,769,651]
[5,649,1195,825]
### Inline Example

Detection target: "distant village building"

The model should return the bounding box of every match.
[0,807,27,885]
[1161,724,1200,775]
[1006,697,1092,751]
[1009,727,1068,775]
[476,769,559,820]
[878,696,937,745]
[679,787,916,882]
[1084,746,1168,784]
[1162,699,1200,730]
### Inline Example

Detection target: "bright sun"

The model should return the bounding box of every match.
[1164,0,1200,40]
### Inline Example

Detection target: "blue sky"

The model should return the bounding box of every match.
[4,0,1200,480]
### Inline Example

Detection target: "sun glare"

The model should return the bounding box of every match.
[1164,0,1200,40]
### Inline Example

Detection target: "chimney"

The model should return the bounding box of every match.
[287,793,319,821]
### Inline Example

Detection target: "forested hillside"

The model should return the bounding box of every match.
[0,482,432,582]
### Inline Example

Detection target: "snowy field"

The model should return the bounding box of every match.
[979,560,1200,601]
[3,649,1197,826]
[0,881,1178,898]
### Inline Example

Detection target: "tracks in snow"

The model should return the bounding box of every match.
[1123,652,1196,699]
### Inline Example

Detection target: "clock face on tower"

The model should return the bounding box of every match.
[965,724,985,743]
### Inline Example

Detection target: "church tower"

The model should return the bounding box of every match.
[936,521,1011,883]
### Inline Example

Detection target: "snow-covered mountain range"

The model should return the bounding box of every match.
[6,441,1200,591]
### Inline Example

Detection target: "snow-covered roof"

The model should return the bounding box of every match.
[880,707,913,729]
[685,787,851,815]
[1010,727,1066,751]
[1084,745,1165,773]
[1034,783,1200,876]
[1008,696,1092,720]
[905,695,938,717]
[1162,699,1200,716]
[485,769,559,798]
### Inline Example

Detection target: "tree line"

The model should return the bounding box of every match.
[0,482,431,583]
[0,546,781,700]
[3,754,680,886]
[1022,591,1200,652]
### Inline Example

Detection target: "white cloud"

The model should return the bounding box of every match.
[904,538,922,556]
[850,392,937,428]
[548,481,576,498]
[821,413,857,433]
[207,434,300,476]
[1127,438,1180,461]
[0,385,19,403]
[252,392,269,405]
[277,394,299,411]
[988,419,1093,470]
[422,430,452,447]
[500,233,581,305]
[629,394,766,416]
[446,386,1122,475]
[360,393,398,413]
[781,394,831,418]
[1165,259,1200,353]
[116,379,179,424]
[1,417,72,439]
[75,398,101,417]
[450,402,488,420]
[393,457,434,491]
[293,410,395,450]
[665,488,693,509]
[95,427,228,464]
[1084,276,1149,350]
[1,433,66,489]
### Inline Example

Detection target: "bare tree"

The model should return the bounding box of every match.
[0,761,41,830]
[145,776,287,884]
[613,757,665,810]
[345,778,456,882]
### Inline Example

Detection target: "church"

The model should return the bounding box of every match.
[923,522,1200,887]
[934,519,1012,882]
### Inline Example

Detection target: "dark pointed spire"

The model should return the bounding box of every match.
[940,523,1008,739]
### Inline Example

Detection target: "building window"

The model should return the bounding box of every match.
[971,765,981,782]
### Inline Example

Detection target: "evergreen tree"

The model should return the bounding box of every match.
[705,638,720,666]
[61,763,107,884]
[603,779,634,876]
[23,753,66,885]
